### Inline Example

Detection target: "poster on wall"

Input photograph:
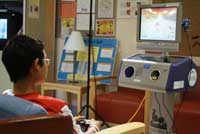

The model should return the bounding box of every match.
[60,2,77,19]
[95,19,115,36]
[97,0,114,18]
[29,0,40,19]
[117,0,148,19]
[58,37,118,84]
[76,14,95,31]
[61,18,75,37]
[77,0,95,13]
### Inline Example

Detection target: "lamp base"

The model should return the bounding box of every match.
[68,80,79,83]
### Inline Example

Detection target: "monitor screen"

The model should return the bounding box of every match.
[0,9,23,50]
[140,7,177,41]
[0,19,7,39]
[136,3,182,52]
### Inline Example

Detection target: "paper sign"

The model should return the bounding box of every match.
[76,14,95,30]
[100,48,113,58]
[29,0,40,19]
[60,2,77,19]
[77,47,99,62]
[64,54,74,61]
[77,61,87,75]
[61,62,73,73]
[97,63,111,72]
[97,0,114,18]
[77,0,95,13]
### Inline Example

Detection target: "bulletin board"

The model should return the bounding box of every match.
[57,37,118,84]
[59,0,116,37]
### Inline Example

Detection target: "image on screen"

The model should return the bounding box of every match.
[0,19,7,39]
[140,7,177,41]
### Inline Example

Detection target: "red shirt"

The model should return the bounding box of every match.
[15,93,67,114]
[16,93,79,134]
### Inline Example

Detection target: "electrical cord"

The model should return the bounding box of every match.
[162,94,173,134]
[154,93,163,121]
[154,92,172,134]
[185,29,193,60]
[127,96,145,123]
[170,23,194,133]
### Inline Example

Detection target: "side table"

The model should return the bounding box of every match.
[41,81,87,114]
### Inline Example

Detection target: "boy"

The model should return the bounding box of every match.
[2,35,100,134]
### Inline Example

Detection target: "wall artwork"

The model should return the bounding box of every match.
[61,18,75,37]
[28,0,40,19]
[95,19,115,36]
[76,14,95,31]
[117,0,148,19]
[77,0,95,13]
[97,0,114,18]
[60,2,77,19]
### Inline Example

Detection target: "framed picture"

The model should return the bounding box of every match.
[95,19,115,37]
[76,14,95,31]
[97,0,114,18]
[77,0,95,13]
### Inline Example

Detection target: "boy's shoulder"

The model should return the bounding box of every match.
[17,93,67,114]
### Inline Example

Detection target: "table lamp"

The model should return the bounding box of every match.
[65,31,87,83]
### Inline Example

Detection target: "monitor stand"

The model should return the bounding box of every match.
[161,51,169,63]
[118,50,197,134]
[145,91,175,134]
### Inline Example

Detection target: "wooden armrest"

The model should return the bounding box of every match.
[95,122,145,134]
[0,114,73,134]
[90,76,117,82]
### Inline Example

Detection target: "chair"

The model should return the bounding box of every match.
[96,122,145,134]
[0,84,145,134]
[0,94,47,119]
[0,114,73,134]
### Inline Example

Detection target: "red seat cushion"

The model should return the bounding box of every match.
[174,100,200,134]
[96,89,144,124]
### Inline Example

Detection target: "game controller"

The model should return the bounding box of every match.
[77,119,90,132]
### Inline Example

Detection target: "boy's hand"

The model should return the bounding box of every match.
[88,119,101,130]
[74,115,85,122]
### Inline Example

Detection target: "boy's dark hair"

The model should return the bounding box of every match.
[2,35,44,83]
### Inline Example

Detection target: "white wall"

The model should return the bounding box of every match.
[0,52,13,93]
[114,18,144,75]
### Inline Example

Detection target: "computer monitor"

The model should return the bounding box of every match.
[136,2,182,52]
[0,18,7,39]
[0,9,22,50]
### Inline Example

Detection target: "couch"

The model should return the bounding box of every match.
[0,114,147,134]
[0,114,73,134]
[0,89,146,134]
[0,94,47,119]
[96,86,145,124]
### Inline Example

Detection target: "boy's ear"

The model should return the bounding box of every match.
[32,58,41,71]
